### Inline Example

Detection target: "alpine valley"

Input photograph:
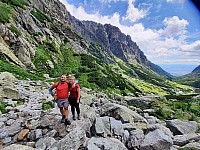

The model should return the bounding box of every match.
[0,0,199,150]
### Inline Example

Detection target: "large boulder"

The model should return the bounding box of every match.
[0,72,17,82]
[126,129,144,149]
[50,127,86,150]
[101,103,147,128]
[173,134,200,146]
[86,137,128,150]
[140,129,173,150]
[94,116,124,139]
[166,119,198,135]
[35,137,56,150]
[3,144,34,150]
[2,86,20,100]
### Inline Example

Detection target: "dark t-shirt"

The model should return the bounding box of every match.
[69,84,80,99]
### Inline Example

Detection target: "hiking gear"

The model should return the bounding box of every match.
[65,119,71,125]
[77,114,80,120]
[61,115,65,123]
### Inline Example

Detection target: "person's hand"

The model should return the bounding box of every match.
[77,99,79,103]
[54,95,57,99]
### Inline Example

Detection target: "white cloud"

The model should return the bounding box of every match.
[160,16,189,37]
[180,40,200,54]
[99,0,127,3]
[154,59,200,65]
[166,0,187,4]
[59,0,199,66]
[123,0,149,22]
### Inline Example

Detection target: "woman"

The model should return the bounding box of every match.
[68,76,81,120]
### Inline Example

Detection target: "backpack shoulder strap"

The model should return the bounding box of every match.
[56,82,60,89]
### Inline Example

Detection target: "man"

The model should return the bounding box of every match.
[68,76,81,120]
[49,74,71,125]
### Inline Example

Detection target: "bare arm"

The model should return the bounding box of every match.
[77,87,81,103]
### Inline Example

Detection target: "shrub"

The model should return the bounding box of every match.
[0,2,12,23]
[42,100,55,110]
[0,59,44,80]
[0,102,8,114]
[10,25,21,37]
[1,0,27,8]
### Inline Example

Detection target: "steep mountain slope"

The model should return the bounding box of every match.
[174,65,200,88]
[67,15,172,77]
[0,0,193,96]
[192,65,200,73]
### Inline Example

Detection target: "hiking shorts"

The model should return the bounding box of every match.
[56,98,69,109]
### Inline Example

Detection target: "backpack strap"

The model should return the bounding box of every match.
[55,82,60,89]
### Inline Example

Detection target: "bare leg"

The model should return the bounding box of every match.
[64,108,69,119]
[60,107,65,116]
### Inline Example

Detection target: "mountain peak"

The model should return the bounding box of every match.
[192,65,200,73]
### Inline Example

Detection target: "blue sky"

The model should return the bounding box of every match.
[60,0,200,76]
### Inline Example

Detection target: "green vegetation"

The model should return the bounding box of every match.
[174,73,200,88]
[0,59,44,80]
[0,2,12,23]
[10,25,21,37]
[1,0,27,8]
[0,102,8,114]
[16,99,25,106]
[42,100,55,110]
[31,8,50,23]
[150,94,200,122]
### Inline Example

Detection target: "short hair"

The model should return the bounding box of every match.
[70,75,75,79]
[60,74,67,77]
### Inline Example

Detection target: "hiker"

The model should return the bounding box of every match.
[49,74,71,125]
[68,76,81,120]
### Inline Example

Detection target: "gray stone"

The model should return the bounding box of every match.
[173,134,200,146]
[140,129,173,150]
[35,137,56,150]
[50,127,86,150]
[35,129,43,139]
[123,123,136,131]
[182,141,200,149]
[147,123,173,138]
[110,117,124,138]
[101,103,147,127]
[2,136,12,144]
[86,137,128,150]
[6,122,22,136]
[3,144,35,150]
[0,72,17,82]
[44,129,57,137]
[166,119,198,135]
[127,129,144,149]
[3,86,20,99]
[0,128,7,139]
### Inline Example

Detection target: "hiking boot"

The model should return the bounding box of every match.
[65,119,71,125]
[61,115,65,123]
[73,115,76,120]
[77,115,80,120]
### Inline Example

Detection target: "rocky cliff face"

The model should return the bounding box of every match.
[0,0,88,70]
[0,0,171,77]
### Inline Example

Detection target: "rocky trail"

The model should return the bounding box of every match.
[0,72,200,150]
